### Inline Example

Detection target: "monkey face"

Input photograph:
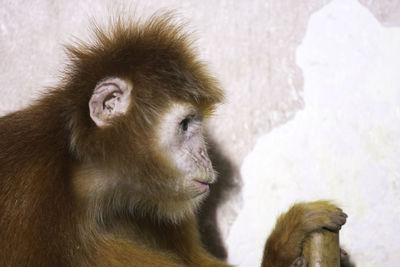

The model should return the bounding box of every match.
[155,102,216,201]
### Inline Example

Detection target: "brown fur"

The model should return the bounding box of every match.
[0,14,346,266]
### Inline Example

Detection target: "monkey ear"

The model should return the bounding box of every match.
[89,77,133,127]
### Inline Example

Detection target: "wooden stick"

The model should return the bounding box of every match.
[302,230,340,267]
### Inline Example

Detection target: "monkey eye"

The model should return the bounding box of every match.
[179,117,190,132]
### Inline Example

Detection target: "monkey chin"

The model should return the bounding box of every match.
[190,180,211,200]
[152,182,211,224]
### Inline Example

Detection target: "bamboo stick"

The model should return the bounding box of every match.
[302,230,340,267]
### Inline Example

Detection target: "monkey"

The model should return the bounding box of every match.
[0,14,347,267]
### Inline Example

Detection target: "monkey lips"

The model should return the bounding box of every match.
[192,179,211,193]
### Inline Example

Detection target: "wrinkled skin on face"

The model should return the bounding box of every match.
[155,102,215,202]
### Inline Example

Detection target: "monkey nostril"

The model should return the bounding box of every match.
[199,149,208,161]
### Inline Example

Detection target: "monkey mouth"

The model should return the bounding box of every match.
[192,179,211,192]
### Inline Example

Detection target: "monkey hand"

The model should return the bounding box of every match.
[261,200,347,267]
[292,200,347,233]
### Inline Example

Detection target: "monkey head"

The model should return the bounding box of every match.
[68,16,224,224]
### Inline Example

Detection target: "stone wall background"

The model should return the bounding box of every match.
[1,0,399,266]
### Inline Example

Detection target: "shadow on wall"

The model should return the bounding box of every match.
[197,135,242,260]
